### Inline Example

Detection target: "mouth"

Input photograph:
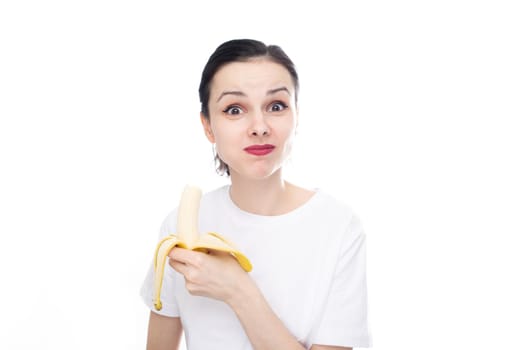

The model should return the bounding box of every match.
[243,144,275,156]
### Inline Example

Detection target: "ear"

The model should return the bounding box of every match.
[200,113,215,143]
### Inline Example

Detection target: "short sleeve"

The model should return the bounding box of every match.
[309,214,372,348]
[139,212,181,317]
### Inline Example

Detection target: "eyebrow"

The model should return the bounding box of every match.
[216,86,291,102]
[267,87,290,96]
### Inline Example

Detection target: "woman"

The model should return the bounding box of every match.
[141,39,371,349]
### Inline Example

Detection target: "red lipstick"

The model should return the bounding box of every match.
[244,144,275,156]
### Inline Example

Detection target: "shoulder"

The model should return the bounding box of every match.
[312,189,358,222]
[308,188,365,242]
[286,182,353,219]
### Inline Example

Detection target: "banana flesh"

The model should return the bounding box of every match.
[153,185,252,311]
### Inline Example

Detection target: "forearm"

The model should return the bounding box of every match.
[146,312,183,350]
[227,280,305,350]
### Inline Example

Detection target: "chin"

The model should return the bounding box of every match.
[232,165,282,181]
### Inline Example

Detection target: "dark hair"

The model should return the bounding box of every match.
[198,39,299,176]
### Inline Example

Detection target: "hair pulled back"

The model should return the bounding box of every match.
[198,39,299,176]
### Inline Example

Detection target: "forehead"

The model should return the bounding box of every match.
[210,59,294,97]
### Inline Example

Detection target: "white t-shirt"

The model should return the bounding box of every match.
[140,185,371,349]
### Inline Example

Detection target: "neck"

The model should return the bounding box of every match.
[229,170,289,216]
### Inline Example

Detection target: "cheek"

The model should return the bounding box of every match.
[279,119,297,141]
[211,126,230,145]
[282,122,298,154]
[210,123,238,153]
[209,119,225,143]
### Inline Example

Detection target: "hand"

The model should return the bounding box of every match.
[168,247,252,305]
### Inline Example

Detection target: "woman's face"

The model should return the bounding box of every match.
[201,59,298,180]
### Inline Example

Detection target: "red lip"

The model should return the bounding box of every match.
[244,144,275,156]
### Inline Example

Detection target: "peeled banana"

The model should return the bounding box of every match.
[153,185,252,311]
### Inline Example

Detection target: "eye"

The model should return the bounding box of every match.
[268,101,288,112]
[223,105,244,115]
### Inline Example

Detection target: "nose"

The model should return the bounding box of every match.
[248,112,270,137]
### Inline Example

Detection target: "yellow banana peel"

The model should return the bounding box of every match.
[153,185,252,311]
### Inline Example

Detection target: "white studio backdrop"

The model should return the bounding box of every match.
[1,1,524,349]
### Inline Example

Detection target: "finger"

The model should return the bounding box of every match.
[208,249,231,257]
[207,249,236,261]
[169,247,207,267]
[170,259,201,285]
[168,247,194,263]
[168,258,187,275]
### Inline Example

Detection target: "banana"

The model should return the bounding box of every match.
[153,185,252,311]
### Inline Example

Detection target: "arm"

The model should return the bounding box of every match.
[169,248,305,350]
[168,249,355,350]
[146,311,183,350]
[226,277,305,350]
[229,284,353,350]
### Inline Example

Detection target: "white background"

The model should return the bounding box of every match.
[1,1,524,349]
